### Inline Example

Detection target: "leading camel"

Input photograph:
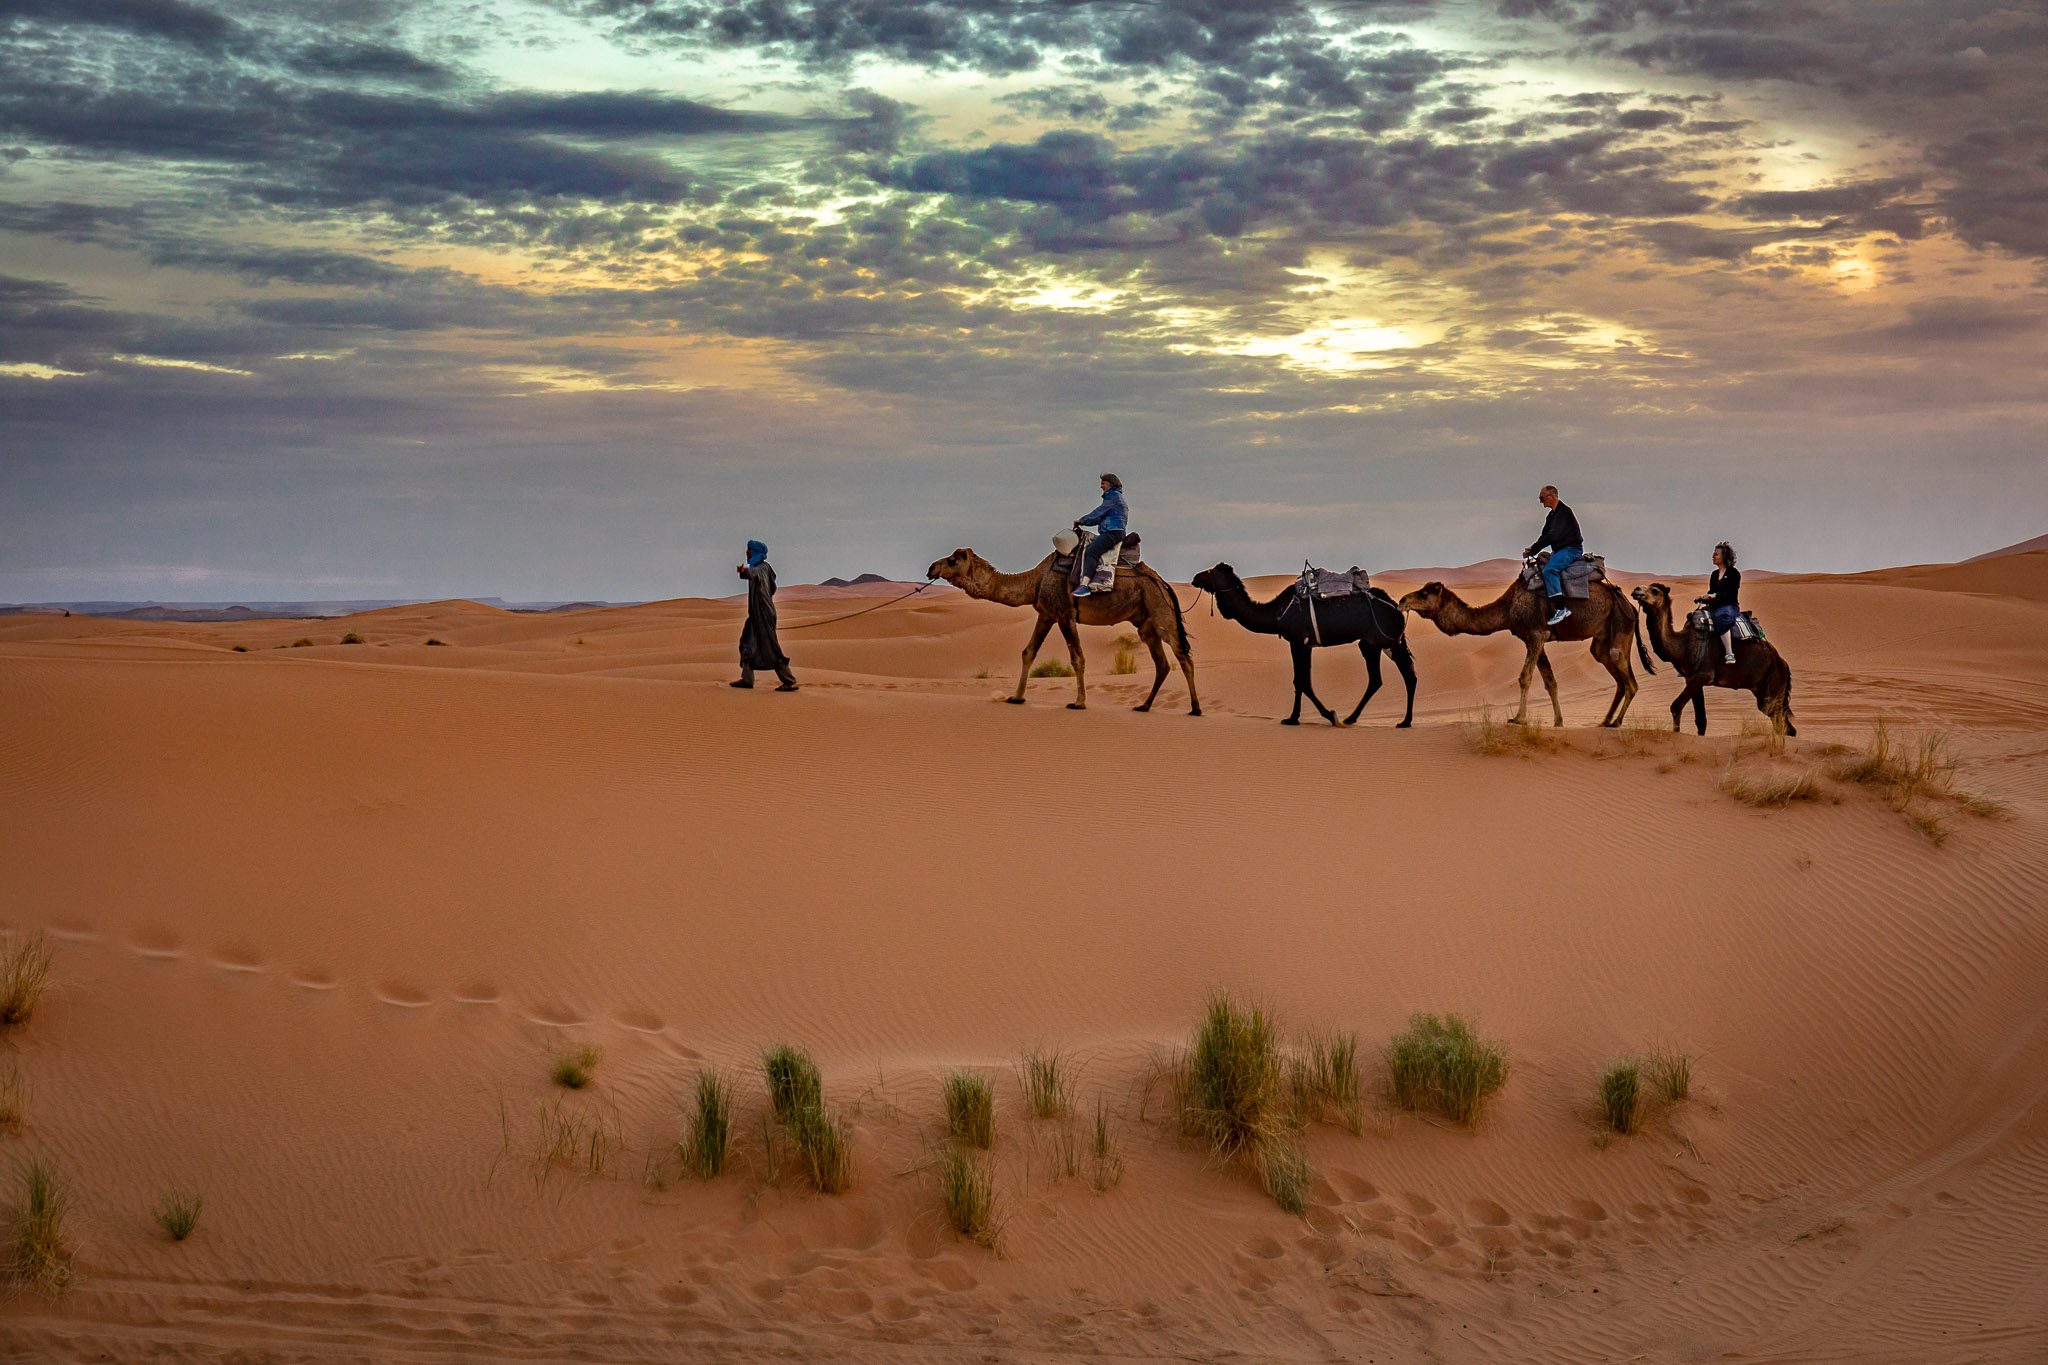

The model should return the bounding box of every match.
[1189,564,1416,727]
[1398,574,1654,727]
[1631,583,1795,736]
[926,549,1200,714]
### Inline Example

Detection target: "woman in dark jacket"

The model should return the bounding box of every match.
[1695,541,1741,665]
[734,539,797,691]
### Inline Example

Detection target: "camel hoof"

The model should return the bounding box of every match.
[1188,709,1202,717]
[1280,717,1301,726]
[1132,704,1151,713]
[1785,724,1797,737]
[1396,720,1412,729]
[1005,697,1026,705]
[1067,703,1087,711]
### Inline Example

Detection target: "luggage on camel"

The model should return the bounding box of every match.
[1519,550,1604,599]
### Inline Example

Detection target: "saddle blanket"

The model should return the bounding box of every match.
[1307,567,1371,598]
[1519,552,1605,600]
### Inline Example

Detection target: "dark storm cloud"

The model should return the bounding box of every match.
[146,243,413,287]
[286,40,458,85]
[0,0,236,49]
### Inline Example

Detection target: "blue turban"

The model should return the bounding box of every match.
[746,540,768,567]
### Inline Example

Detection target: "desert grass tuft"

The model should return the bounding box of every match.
[289,637,314,647]
[7,1157,71,1291]
[1599,1061,1644,1135]
[1029,657,1073,678]
[763,1045,822,1125]
[1289,1031,1362,1132]
[1467,705,1514,756]
[0,1065,23,1132]
[1955,790,2012,820]
[550,1043,601,1090]
[0,930,53,1030]
[787,1104,853,1194]
[684,1070,733,1178]
[942,1070,995,1149]
[1647,1048,1693,1103]
[1909,808,1950,845]
[154,1190,203,1241]
[938,1146,997,1246]
[1720,762,1822,808]
[1090,1097,1124,1191]
[340,630,365,644]
[1386,1013,1509,1128]
[1018,1047,1071,1120]
[1110,633,1139,675]
[1181,993,1309,1213]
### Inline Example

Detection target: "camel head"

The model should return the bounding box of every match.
[1632,582,1672,617]
[1190,563,1243,596]
[1397,581,1451,618]
[926,548,986,586]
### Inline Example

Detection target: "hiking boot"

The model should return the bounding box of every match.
[775,682,799,692]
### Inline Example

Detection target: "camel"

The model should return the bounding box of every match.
[1189,564,1416,727]
[1398,574,1654,728]
[1631,583,1796,736]
[926,549,1200,715]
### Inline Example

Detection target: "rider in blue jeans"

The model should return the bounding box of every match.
[1073,473,1127,597]
[1525,484,1583,627]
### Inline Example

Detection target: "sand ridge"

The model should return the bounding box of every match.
[0,554,2045,1361]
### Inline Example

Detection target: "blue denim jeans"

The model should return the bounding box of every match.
[1540,544,1582,598]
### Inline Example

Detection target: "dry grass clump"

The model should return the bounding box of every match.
[763,1045,822,1123]
[339,631,366,644]
[0,930,53,1030]
[0,1066,24,1132]
[1289,1031,1362,1133]
[1386,1013,1509,1128]
[1179,994,1310,1213]
[1821,722,2012,841]
[1018,1047,1071,1120]
[1467,707,1562,757]
[550,1043,601,1090]
[535,1099,618,1178]
[938,1147,997,1246]
[154,1190,203,1242]
[684,1070,733,1178]
[1720,762,1823,808]
[1647,1048,1693,1102]
[288,637,314,647]
[762,1045,850,1193]
[7,1158,71,1291]
[425,638,448,646]
[1091,1097,1124,1192]
[942,1071,995,1149]
[1599,1062,1644,1135]
[1110,633,1139,675]
[1029,657,1073,678]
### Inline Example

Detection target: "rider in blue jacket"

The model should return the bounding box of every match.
[1073,474,1127,597]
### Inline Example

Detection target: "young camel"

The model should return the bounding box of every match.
[1189,564,1416,727]
[926,549,1201,714]
[1398,576,1654,727]
[1631,583,1796,736]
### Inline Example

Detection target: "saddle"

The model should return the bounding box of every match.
[1518,551,1605,599]
[1689,607,1765,642]
[1051,527,1142,593]
[1299,565,1371,598]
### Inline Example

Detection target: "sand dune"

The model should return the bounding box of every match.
[0,554,2044,1361]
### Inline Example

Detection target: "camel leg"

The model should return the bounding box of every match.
[1691,686,1707,736]
[1511,639,1543,724]
[1599,638,1636,728]
[1057,615,1087,710]
[1391,639,1416,728]
[1343,644,1383,725]
[1010,615,1055,704]
[1536,649,1564,728]
[1296,641,1338,726]
[1176,633,1202,718]
[1281,641,1309,725]
[1133,622,1169,713]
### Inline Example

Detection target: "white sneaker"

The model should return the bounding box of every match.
[1547,607,1570,626]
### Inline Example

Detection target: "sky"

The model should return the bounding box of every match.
[2,0,2045,601]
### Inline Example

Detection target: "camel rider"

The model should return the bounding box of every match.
[1525,484,1583,627]
[1696,541,1742,665]
[1073,473,1128,597]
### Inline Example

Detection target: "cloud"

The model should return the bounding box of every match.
[0,0,236,49]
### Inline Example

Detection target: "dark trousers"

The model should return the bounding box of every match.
[1081,529,1124,580]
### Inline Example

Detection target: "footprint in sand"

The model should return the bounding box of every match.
[453,981,500,1005]
[525,1001,588,1027]
[47,920,97,942]
[289,969,339,991]
[1568,1198,1609,1222]
[1399,1192,1439,1217]
[1466,1198,1513,1227]
[127,928,183,960]
[1329,1171,1379,1202]
[1239,1235,1285,1260]
[375,981,433,1008]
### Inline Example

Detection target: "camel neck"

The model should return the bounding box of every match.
[1433,585,1512,635]
[961,555,1054,607]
